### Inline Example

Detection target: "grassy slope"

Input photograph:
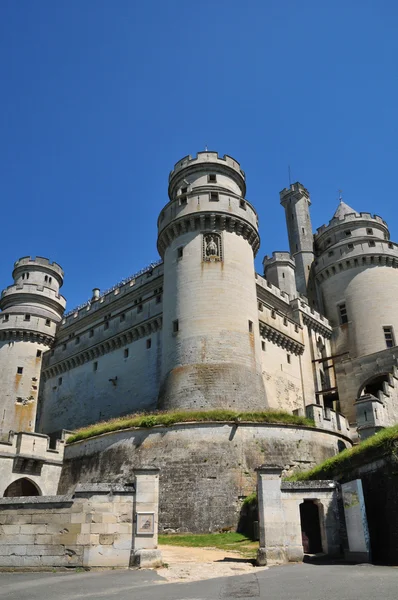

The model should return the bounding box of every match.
[158,533,257,558]
[287,423,398,481]
[66,409,314,444]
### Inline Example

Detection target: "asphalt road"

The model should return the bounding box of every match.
[1,563,397,600]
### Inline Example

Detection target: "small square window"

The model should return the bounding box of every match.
[24,314,31,321]
[388,242,394,249]
[367,228,373,235]
[124,348,129,358]
[93,361,98,372]
[58,377,62,386]
[36,350,42,358]
[179,197,187,205]
[45,319,51,326]
[177,246,184,259]
[240,200,246,210]
[261,341,266,351]
[181,187,188,195]
[368,241,376,247]
[173,319,179,333]
[89,329,94,338]
[17,367,23,374]
[345,230,352,237]
[210,192,219,202]
[146,339,151,349]
[248,320,253,333]
[3,314,9,322]
[208,174,217,183]
[347,243,354,250]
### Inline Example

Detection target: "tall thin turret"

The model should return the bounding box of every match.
[0,257,65,437]
[157,152,267,411]
[280,182,314,297]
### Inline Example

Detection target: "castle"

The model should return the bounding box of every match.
[1,151,397,530]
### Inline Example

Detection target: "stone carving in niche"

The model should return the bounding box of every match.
[203,232,223,262]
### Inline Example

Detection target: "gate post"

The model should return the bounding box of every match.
[256,465,287,565]
[130,467,163,568]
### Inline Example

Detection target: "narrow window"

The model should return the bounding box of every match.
[93,361,98,372]
[261,341,266,351]
[181,186,188,195]
[24,314,31,321]
[287,354,291,364]
[36,350,42,358]
[258,302,263,311]
[26,273,29,280]
[368,240,376,247]
[3,314,9,322]
[17,367,23,374]
[338,303,348,324]
[120,313,125,322]
[240,199,246,210]
[45,318,51,326]
[271,309,276,319]
[210,192,219,202]
[89,329,94,337]
[156,295,162,304]
[137,304,143,313]
[302,227,305,234]
[146,339,152,349]
[179,196,187,205]
[49,277,52,284]
[75,336,80,345]
[124,348,129,358]
[283,317,288,326]
[177,246,184,259]
[208,174,217,183]
[104,320,109,330]
[173,319,179,333]
[294,324,299,333]
[383,326,395,348]
[62,343,66,351]
[367,228,373,235]
[44,275,48,282]
[248,320,253,333]
[328,251,334,257]
[58,377,62,386]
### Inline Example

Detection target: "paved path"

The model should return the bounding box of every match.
[1,563,398,600]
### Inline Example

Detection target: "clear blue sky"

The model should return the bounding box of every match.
[1,0,397,309]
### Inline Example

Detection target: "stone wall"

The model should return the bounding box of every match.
[60,422,352,533]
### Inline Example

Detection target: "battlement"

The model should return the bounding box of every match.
[262,251,295,269]
[62,260,163,324]
[290,297,332,331]
[13,256,64,280]
[0,283,67,307]
[169,152,245,182]
[0,431,65,462]
[280,182,310,204]
[256,273,292,305]
[315,212,389,237]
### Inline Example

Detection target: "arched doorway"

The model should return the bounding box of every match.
[300,500,323,554]
[3,478,41,497]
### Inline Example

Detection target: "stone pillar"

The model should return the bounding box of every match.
[256,465,287,565]
[342,479,370,562]
[130,467,162,568]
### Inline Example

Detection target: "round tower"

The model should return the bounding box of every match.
[313,202,398,359]
[157,151,267,411]
[0,257,65,437]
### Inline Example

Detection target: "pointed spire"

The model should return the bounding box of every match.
[333,199,359,219]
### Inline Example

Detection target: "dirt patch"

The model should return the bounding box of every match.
[156,545,268,583]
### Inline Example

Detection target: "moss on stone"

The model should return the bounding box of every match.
[66,409,315,444]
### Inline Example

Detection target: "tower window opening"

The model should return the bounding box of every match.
[261,341,266,351]
[332,266,336,274]
[240,199,246,210]
[137,304,143,313]
[271,309,276,319]
[208,174,217,183]
[388,242,394,249]
[36,350,42,358]
[156,294,162,304]
[296,244,298,251]
[146,338,152,349]
[45,319,51,326]
[124,348,129,358]
[173,319,179,333]
[282,272,285,278]
[44,275,48,282]
[210,192,219,202]
[62,343,66,351]
[328,251,334,257]
[75,336,80,345]
[347,243,354,249]
[177,246,184,259]
[17,367,23,374]
[258,302,263,311]
[49,277,52,284]
[383,326,395,348]
[93,361,98,372]
[3,314,9,322]
[368,240,376,247]
[287,354,291,364]
[283,317,288,326]
[181,187,188,195]
[367,228,373,235]
[345,230,352,237]
[89,329,94,337]
[248,320,253,333]
[339,263,343,271]
[58,377,62,386]
[120,313,125,322]
[338,303,348,325]
[354,258,359,266]
[24,314,31,321]
[302,228,305,234]
[370,256,375,263]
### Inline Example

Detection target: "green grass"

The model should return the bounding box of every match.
[66,409,314,444]
[158,532,257,558]
[286,423,398,481]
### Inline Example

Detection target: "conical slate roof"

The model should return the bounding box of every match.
[333,199,359,219]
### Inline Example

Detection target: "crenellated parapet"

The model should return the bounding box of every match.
[315,212,388,238]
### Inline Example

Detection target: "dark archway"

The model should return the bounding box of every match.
[3,478,41,497]
[300,500,323,554]
[359,374,389,398]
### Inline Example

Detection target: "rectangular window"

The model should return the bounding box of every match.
[137,304,143,313]
[124,348,129,358]
[36,350,42,358]
[388,242,394,249]
[45,318,51,326]
[58,377,62,386]
[104,321,109,330]
[240,199,246,210]
[146,339,152,349]
[287,354,291,364]
[62,343,66,351]
[120,313,125,322]
[368,240,376,247]
[345,230,352,236]
[89,329,94,337]
[208,174,217,183]
[181,187,188,195]
[156,295,162,304]
[283,317,288,326]
[210,192,219,202]
[338,303,348,324]
[179,197,187,206]
[3,314,9,322]
[17,367,23,374]
[75,336,80,345]
[367,228,373,235]
[24,314,31,321]
[177,246,184,259]
[383,326,395,348]
[93,361,98,372]
[173,319,179,333]
[347,243,354,249]
[271,309,276,319]
[248,320,253,333]
[261,341,266,351]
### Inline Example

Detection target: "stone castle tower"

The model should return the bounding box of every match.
[157,152,267,411]
[0,257,65,437]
